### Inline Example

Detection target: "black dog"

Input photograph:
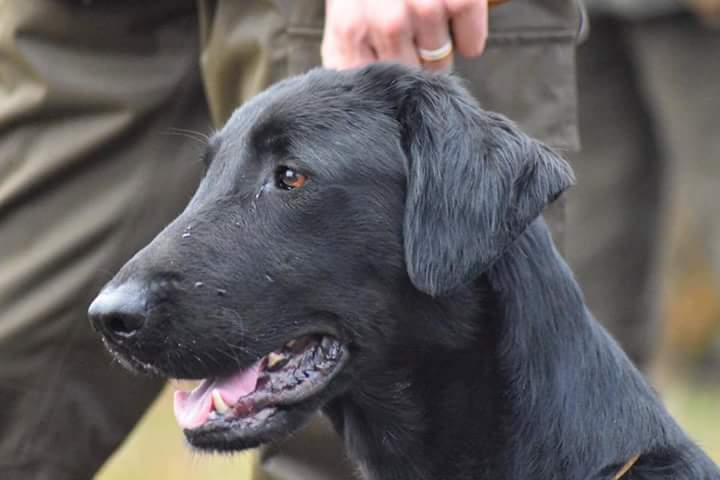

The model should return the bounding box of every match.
[89,64,720,479]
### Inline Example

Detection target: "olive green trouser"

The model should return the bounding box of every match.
[0,1,581,479]
[565,13,720,371]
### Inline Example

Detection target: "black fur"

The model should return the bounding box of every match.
[91,63,719,479]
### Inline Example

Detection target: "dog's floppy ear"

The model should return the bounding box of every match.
[398,74,574,297]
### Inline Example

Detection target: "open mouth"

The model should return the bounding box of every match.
[173,335,348,451]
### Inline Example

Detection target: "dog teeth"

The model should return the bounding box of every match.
[255,409,273,422]
[267,352,286,369]
[212,389,230,414]
[327,343,340,360]
[321,337,333,351]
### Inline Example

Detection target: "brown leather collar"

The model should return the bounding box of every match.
[613,454,640,480]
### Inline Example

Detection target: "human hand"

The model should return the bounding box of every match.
[322,0,496,72]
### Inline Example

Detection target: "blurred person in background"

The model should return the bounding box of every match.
[0,1,583,479]
[565,0,720,373]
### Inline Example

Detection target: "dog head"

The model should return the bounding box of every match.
[88,63,573,451]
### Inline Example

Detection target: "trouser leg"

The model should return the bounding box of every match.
[627,14,720,362]
[627,14,720,286]
[0,1,208,478]
[565,17,666,370]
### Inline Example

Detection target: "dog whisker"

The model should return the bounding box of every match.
[162,127,211,145]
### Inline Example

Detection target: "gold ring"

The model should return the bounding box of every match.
[418,41,453,62]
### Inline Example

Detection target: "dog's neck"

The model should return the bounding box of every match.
[325,217,685,480]
[326,296,507,479]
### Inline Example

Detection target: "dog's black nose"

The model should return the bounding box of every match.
[88,283,146,338]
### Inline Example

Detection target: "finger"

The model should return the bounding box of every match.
[367,1,420,66]
[411,0,453,71]
[447,0,488,58]
[322,0,378,69]
[322,39,378,69]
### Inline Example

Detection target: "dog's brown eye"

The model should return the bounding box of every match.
[275,167,307,190]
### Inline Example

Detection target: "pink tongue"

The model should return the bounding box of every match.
[173,360,262,430]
